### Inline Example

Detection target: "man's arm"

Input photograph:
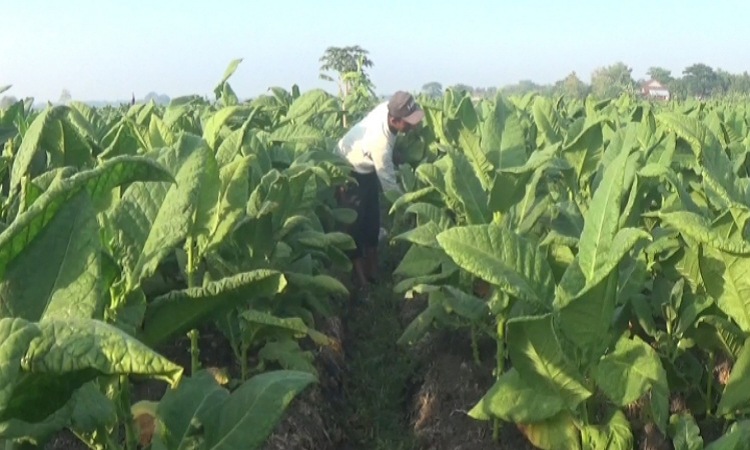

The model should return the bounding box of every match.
[371,144,402,198]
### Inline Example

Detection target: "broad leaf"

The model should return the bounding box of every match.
[437,224,555,308]
[202,370,316,450]
[10,106,67,194]
[580,410,633,450]
[108,135,215,289]
[468,367,564,423]
[717,337,750,415]
[141,270,286,346]
[0,191,102,321]
[593,334,669,430]
[669,413,703,450]
[660,211,750,255]
[506,314,592,408]
[519,411,581,450]
[152,369,228,450]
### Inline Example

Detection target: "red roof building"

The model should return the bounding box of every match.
[641,79,670,100]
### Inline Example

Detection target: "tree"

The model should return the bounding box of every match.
[646,67,673,84]
[682,63,717,98]
[557,72,589,99]
[729,71,750,95]
[59,88,72,105]
[590,62,635,99]
[714,68,733,96]
[0,96,18,109]
[449,83,473,95]
[501,80,548,96]
[422,82,443,98]
[319,45,374,97]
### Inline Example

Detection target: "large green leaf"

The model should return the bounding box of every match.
[108,135,216,289]
[570,139,634,291]
[202,370,316,450]
[481,94,527,169]
[9,106,67,194]
[284,89,338,124]
[717,337,750,415]
[25,319,182,384]
[0,156,173,320]
[284,273,348,298]
[258,339,316,375]
[0,319,41,415]
[468,367,565,423]
[268,123,324,144]
[562,117,604,185]
[704,420,750,450]
[443,152,490,224]
[213,58,243,104]
[659,112,748,210]
[431,286,489,322]
[701,246,750,334]
[198,155,251,255]
[151,369,228,450]
[557,265,619,360]
[215,118,253,167]
[0,191,102,321]
[140,270,286,346]
[593,334,669,430]
[1,318,182,426]
[437,223,555,308]
[669,413,704,450]
[555,132,647,349]
[659,211,750,254]
[457,126,493,190]
[506,314,592,408]
[532,97,562,147]
[68,382,118,437]
[203,106,243,151]
[393,221,443,249]
[580,410,633,450]
[519,411,581,450]
[393,245,446,278]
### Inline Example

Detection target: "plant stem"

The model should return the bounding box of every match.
[706,351,715,416]
[186,237,196,288]
[470,325,480,366]
[492,318,506,443]
[188,329,201,374]
[240,340,249,381]
[119,375,137,450]
[495,318,506,378]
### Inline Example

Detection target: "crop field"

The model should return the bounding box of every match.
[2,62,750,450]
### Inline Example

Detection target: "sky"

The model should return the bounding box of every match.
[1,0,748,103]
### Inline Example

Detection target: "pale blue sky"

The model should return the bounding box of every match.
[1,0,747,102]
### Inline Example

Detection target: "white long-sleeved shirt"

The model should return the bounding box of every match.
[335,102,402,195]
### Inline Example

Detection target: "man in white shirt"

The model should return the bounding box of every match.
[336,91,425,291]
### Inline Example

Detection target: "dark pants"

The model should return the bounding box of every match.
[338,171,380,259]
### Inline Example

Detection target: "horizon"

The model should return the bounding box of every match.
[2,0,748,103]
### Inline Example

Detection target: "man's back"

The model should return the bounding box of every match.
[336,102,399,194]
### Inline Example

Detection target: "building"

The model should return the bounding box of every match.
[641,80,670,100]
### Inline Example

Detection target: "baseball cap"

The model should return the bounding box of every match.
[387,91,424,125]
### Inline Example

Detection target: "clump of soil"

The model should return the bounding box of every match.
[403,330,535,450]
[262,316,348,450]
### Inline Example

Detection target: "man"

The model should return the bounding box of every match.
[335,91,425,291]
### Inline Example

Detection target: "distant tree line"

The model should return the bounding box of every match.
[421,62,750,101]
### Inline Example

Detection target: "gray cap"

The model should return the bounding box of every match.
[387,91,424,125]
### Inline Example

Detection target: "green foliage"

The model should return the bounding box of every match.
[0,64,352,449]
[389,88,750,448]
